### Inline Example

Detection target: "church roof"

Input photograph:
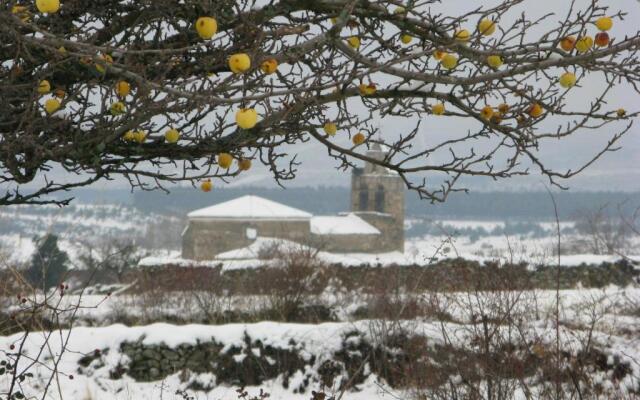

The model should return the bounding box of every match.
[188,195,312,220]
[310,213,381,235]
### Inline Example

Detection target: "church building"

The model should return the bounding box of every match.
[181,144,404,260]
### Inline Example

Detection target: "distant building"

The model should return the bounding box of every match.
[181,144,405,260]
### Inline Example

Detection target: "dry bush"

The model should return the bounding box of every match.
[256,243,331,322]
[77,237,143,284]
[366,267,639,399]
[0,250,109,399]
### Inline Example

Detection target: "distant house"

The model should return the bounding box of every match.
[182,144,405,260]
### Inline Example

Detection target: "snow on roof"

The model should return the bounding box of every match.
[187,195,312,220]
[310,213,381,235]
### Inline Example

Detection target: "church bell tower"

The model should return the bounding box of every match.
[350,144,405,251]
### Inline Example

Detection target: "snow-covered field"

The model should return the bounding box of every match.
[2,202,639,399]
[138,234,639,271]
[2,286,639,399]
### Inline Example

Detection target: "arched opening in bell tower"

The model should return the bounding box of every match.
[375,185,385,212]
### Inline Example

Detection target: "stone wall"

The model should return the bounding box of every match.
[108,336,307,388]
[80,330,418,392]
[182,219,310,260]
[75,327,633,394]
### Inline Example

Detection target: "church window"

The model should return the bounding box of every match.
[359,188,369,210]
[375,185,385,212]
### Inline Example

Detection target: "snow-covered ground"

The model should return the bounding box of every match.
[138,235,639,270]
[2,286,639,400]
[1,203,639,399]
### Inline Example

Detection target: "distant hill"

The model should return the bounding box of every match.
[131,187,640,220]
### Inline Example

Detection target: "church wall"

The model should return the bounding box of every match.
[351,212,404,252]
[182,219,310,260]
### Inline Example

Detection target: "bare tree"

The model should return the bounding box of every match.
[77,237,142,283]
[574,203,639,257]
[1,1,638,206]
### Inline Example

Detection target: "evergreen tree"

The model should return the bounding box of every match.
[25,234,69,291]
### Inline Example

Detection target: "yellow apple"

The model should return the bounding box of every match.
[133,130,147,144]
[116,80,130,97]
[433,49,447,60]
[440,54,458,70]
[95,54,113,74]
[487,55,503,68]
[400,34,412,44]
[229,53,251,74]
[110,102,126,115]
[44,98,60,114]
[352,132,366,145]
[480,105,494,120]
[432,103,445,115]
[454,29,470,42]
[324,122,337,136]
[236,108,258,129]
[36,0,60,14]
[123,130,135,142]
[616,108,626,117]
[195,17,217,39]
[478,19,496,36]
[238,158,252,171]
[38,80,51,94]
[595,16,613,31]
[359,83,377,96]
[165,128,180,143]
[575,36,593,53]
[12,5,31,22]
[200,180,213,192]
[260,58,278,74]
[559,72,576,88]
[560,36,576,51]
[528,103,544,118]
[217,153,233,169]
[347,36,361,49]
